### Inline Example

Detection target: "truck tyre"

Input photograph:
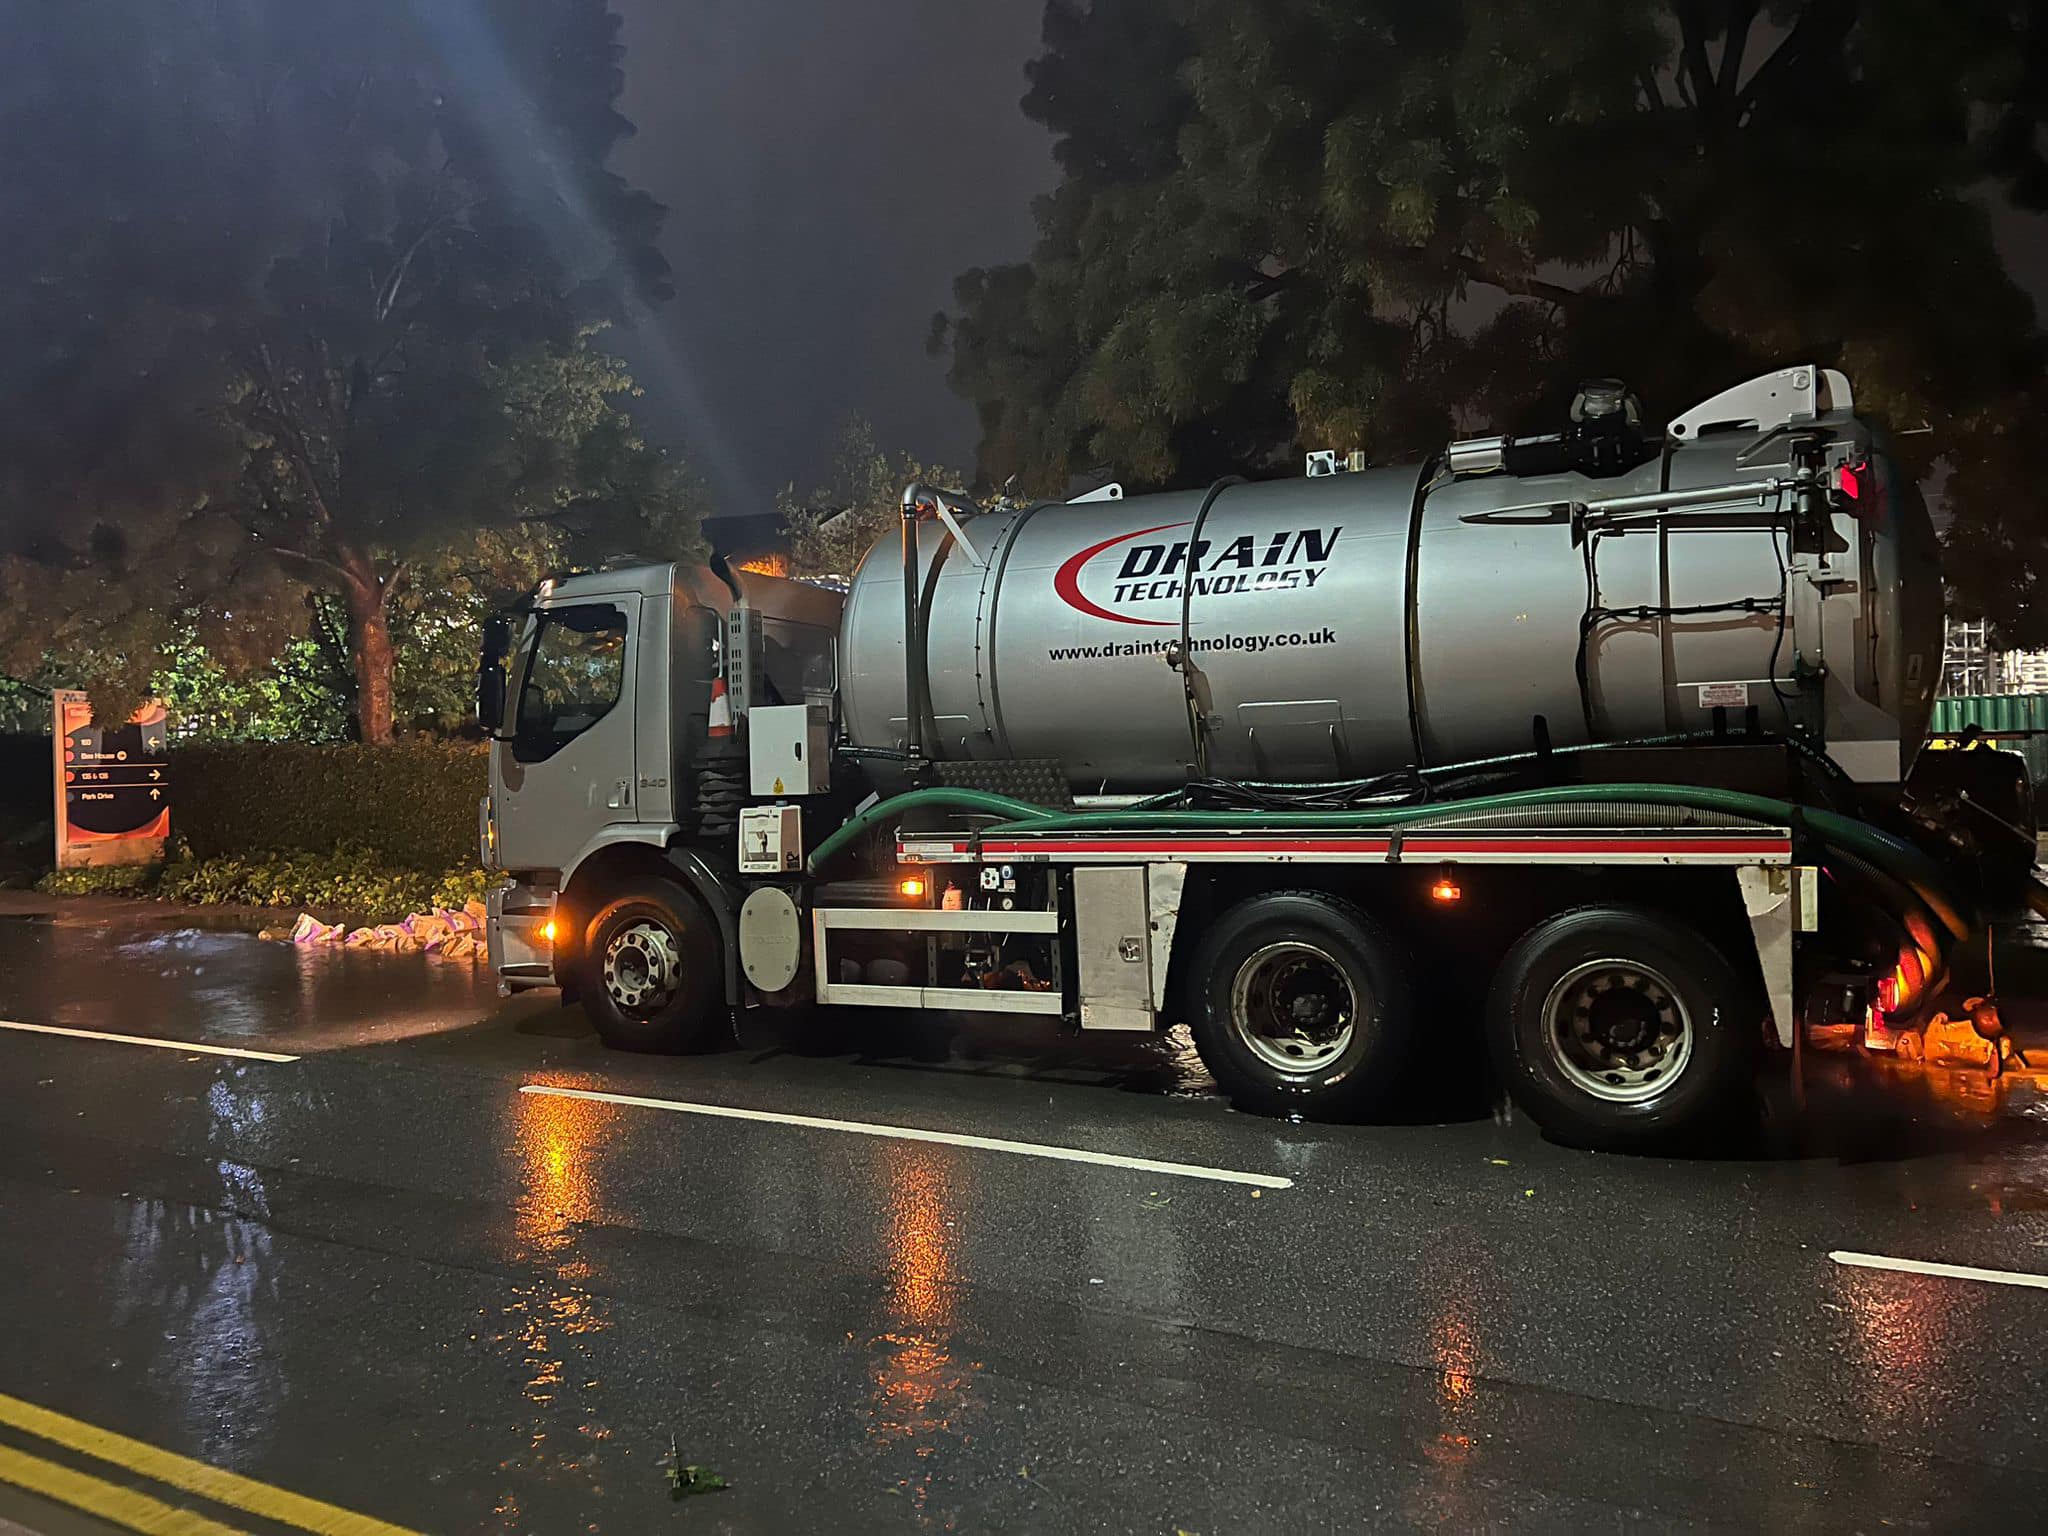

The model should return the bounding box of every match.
[579,879,729,1054]
[1189,891,1413,1120]
[1486,905,1758,1150]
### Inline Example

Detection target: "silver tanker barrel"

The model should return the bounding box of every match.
[837,367,1942,793]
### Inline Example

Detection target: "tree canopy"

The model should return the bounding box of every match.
[937,0,2048,636]
[776,414,967,580]
[0,0,705,739]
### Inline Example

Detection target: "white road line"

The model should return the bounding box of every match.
[1830,1250,2048,1291]
[520,1083,1293,1189]
[0,1019,299,1063]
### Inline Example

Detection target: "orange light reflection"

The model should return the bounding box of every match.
[865,1143,979,1521]
[491,1088,617,1528]
[1401,1280,1491,1531]
[1830,1259,1962,1434]
[1424,1300,1478,1467]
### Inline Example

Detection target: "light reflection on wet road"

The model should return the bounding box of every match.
[495,1088,620,1532]
[2,899,2048,1530]
[866,1144,974,1522]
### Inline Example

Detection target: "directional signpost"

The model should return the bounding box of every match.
[53,689,171,869]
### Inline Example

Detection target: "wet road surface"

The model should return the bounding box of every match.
[2,898,2047,1531]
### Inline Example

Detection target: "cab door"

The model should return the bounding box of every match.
[494,597,638,875]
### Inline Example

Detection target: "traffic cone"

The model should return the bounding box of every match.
[708,677,734,738]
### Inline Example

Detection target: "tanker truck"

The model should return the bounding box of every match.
[476,365,2032,1147]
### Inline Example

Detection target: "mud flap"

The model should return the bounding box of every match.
[1736,865,1815,1049]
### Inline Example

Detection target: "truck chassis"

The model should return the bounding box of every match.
[872,821,1806,1036]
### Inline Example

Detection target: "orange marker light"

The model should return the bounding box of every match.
[540,918,558,945]
[898,876,927,900]
[1430,867,1462,903]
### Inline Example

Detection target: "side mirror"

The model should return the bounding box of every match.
[478,614,512,733]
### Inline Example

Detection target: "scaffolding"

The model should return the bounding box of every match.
[2001,650,2048,693]
[1941,617,1996,697]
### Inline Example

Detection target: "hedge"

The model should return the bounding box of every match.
[172,742,487,869]
[39,851,494,920]
[0,733,51,838]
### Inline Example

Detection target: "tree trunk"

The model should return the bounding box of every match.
[340,558,396,745]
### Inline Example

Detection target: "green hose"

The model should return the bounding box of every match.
[804,787,1059,875]
[806,780,1971,942]
[1016,787,1967,940]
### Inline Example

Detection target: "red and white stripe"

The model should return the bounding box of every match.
[897,829,1793,867]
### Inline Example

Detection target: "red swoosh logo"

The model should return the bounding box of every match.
[1052,520,1190,627]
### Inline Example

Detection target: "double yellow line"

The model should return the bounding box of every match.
[0,1390,424,1536]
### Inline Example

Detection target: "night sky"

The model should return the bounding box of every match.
[603,2,2048,518]
[609,0,1057,514]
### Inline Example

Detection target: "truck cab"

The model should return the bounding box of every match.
[480,560,840,1012]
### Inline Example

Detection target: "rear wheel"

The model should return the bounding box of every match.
[579,879,729,1053]
[1486,905,1758,1149]
[1188,891,1413,1119]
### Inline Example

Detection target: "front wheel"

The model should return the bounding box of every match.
[1486,905,1759,1150]
[579,879,729,1053]
[1188,891,1413,1120]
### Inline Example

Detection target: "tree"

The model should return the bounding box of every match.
[776,415,967,580]
[1,523,575,742]
[221,325,705,741]
[0,0,701,740]
[937,1,2048,633]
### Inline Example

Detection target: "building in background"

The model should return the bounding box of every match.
[2000,650,2048,693]
[1938,616,2048,697]
[1943,618,1997,697]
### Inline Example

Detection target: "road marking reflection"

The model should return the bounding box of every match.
[0,1019,298,1062]
[1830,1250,2048,1290]
[520,1082,1294,1189]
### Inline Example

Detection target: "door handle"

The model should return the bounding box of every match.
[608,778,632,809]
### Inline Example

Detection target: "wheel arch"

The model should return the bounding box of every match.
[556,838,743,1005]
[1182,883,1418,1119]
[1165,862,1760,1030]
[1485,898,1764,1147]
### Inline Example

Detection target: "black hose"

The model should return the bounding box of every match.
[1176,476,1247,776]
[1827,851,1952,1011]
[2022,876,2048,926]
[1822,845,1946,972]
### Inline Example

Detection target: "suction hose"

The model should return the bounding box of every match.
[806,781,1972,942]
[806,787,1057,875]
[2023,875,2048,926]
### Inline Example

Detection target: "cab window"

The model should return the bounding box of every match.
[513,603,628,759]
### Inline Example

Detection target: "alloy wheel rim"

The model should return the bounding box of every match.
[1540,957,1693,1104]
[1228,940,1361,1073]
[603,918,683,1016]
